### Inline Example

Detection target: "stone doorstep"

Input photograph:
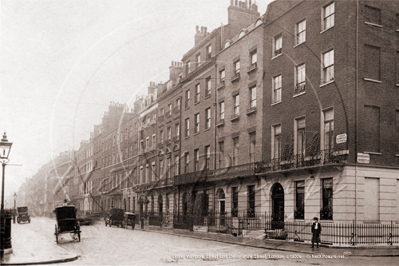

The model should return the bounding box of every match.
[193,226,208,233]
[0,248,13,256]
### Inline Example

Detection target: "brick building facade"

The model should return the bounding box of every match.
[19,0,399,229]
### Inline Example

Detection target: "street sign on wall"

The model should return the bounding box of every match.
[336,133,347,144]
[357,153,370,164]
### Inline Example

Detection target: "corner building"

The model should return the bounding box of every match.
[57,0,399,238]
[258,0,399,226]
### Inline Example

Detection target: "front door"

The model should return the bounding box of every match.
[217,189,226,227]
[271,183,284,229]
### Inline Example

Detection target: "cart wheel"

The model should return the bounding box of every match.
[55,225,58,244]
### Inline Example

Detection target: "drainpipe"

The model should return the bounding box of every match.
[355,0,359,226]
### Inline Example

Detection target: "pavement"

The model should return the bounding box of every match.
[2,221,399,265]
[140,225,399,258]
[1,222,79,265]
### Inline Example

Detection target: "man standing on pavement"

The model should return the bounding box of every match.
[311,217,321,248]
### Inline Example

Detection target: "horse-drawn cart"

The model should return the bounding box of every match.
[54,205,81,244]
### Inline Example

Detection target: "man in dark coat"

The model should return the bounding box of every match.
[311,217,321,248]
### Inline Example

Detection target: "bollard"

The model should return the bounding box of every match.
[1,210,12,255]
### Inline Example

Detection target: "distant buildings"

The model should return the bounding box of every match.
[18,0,399,226]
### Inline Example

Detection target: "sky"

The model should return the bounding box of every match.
[0,0,272,196]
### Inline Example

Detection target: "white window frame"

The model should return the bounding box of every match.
[322,49,334,83]
[234,60,240,74]
[273,34,282,57]
[250,50,257,65]
[322,2,335,31]
[195,83,200,103]
[196,53,201,66]
[195,113,200,133]
[220,101,225,120]
[296,20,306,45]
[167,126,171,140]
[220,69,225,81]
[250,86,256,108]
[273,75,282,104]
[272,124,281,159]
[205,108,211,129]
[185,118,189,137]
[295,117,306,156]
[233,94,240,115]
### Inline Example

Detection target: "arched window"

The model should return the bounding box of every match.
[255,18,263,27]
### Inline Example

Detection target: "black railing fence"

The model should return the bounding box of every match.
[144,212,399,246]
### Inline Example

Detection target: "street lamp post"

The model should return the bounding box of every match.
[13,193,17,224]
[0,132,13,256]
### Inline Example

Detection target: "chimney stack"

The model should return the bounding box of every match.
[195,25,209,46]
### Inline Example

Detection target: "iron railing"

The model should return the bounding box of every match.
[150,211,399,246]
[254,149,347,173]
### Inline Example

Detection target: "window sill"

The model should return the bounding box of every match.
[204,128,211,132]
[320,25,334,34]
[364,152,381,155]
[293,42,305,49]
[246,107,257,115]
[185,106,190,111]
[319,220,334,223]
[184,136,189,139]
[216,120,225,127]
[230,115,240,122]
[247,65,257,74]
[396,154,399,157]
[271,101,281,106]
[205,94,211,100]
[365,22,382,28]
[364,78,382,84]
[397,29,399,32]
[395,84,399,87]
[271,54,282,60]
[293,91,306,98]
[194,132,200,136]
[194,101,200,106]
[320,80,335,88]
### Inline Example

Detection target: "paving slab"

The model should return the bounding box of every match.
[1,223,78,265]
[140,225,399,257]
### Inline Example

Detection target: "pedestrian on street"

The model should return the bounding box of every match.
[311,217,321,248]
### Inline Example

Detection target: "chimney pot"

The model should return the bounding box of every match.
[196,25,199,33]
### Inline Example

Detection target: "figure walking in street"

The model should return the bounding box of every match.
[311,217,321,248]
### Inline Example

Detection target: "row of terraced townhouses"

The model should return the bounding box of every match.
[46,0,399,241]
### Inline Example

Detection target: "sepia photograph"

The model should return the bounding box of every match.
[1,0,399,265]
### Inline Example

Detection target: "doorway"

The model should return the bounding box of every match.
[271,183,284,229]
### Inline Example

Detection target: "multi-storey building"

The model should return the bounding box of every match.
[19,0,399,232]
